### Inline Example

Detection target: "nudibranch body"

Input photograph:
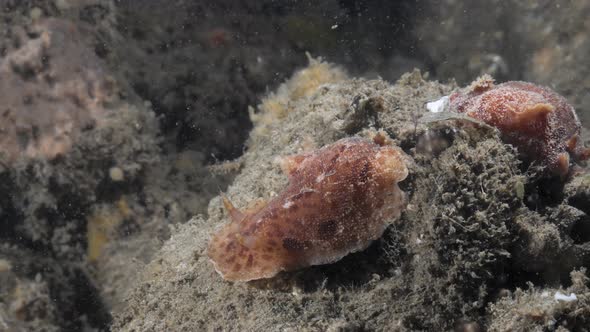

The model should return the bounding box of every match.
[449,77,589,176]
[207,135,408,281]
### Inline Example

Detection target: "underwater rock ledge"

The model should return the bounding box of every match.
[114,65,590,331]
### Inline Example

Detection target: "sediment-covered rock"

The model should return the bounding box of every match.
[114,66,590,330]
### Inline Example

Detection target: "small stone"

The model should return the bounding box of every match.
[55,0,71,10]
[0,259,12,272]
[109,167,124,182]
[456,322,481,332]
[426,95,449,113]
[30,7,43,20]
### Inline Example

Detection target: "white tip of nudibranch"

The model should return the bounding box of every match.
[426,95,449,113]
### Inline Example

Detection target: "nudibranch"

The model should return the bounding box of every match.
[207,134,408,281]
[448,76,589,176]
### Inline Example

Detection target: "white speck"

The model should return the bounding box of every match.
[554,291,577,302]
[291,286,303,298]
[283,201,294,209]
[109,167,124,182]
[331,24,338,29]
[571,104,580,123]
[541,291,550,298]
[176,262,188,272]
[426,95,449,113]
[316,173,325,183]
[416,233,424,244]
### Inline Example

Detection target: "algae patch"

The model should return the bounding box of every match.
[249,54,347,139]
[87,198,131,263]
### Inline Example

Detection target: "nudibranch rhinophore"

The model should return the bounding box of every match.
[449,76,589,176]
[207,134,409,281]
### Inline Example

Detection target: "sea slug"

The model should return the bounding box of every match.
[449,76,589,176]
[207,134,408,281]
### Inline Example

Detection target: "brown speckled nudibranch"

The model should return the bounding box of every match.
[449,77,590,176]
[207,134,408,281]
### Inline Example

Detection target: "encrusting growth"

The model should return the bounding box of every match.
[207,133,408,281]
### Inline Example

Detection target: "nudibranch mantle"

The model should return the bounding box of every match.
[207,135,408,281]
[448,77,589,176]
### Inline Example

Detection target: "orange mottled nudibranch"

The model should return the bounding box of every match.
[449,76,589,176]
[207,134,409,281]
